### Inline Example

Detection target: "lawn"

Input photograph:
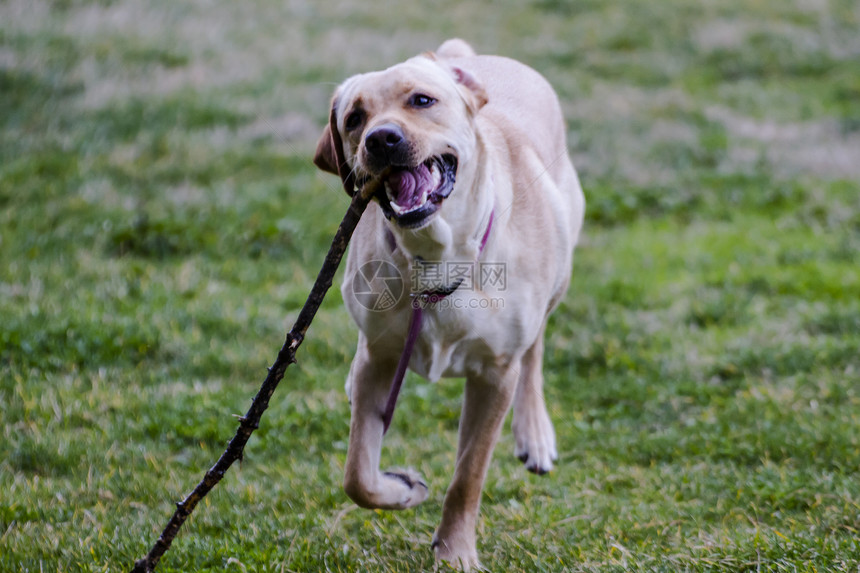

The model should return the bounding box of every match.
[2,0,859,571]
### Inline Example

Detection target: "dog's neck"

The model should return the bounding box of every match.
[390,208,490,262]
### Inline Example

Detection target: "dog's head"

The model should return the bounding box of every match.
[315,54,488,229]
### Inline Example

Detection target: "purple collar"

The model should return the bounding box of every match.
[414,208,494,302]
[478,208,494,254]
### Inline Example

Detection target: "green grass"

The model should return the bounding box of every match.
[2,0,860,571]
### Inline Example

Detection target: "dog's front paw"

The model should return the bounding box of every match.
[345,468,428,509]
[381,469,429,508]
[512,407,557,475]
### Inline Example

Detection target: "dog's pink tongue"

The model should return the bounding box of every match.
[388,165,433,210]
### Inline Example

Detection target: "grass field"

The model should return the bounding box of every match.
[2,0,860,571]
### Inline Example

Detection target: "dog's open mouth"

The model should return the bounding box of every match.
[376,154,457,229]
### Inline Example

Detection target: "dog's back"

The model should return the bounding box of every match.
[437,42,584,302]
[438,42,584,253]
[439,47,568,187]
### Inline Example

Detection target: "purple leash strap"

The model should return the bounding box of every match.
[381,303,423,434]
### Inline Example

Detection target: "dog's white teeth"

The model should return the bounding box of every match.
[430,163,441,188]
[389,190,430,216]
[385,182,401,209]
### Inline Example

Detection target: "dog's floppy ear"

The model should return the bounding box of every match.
[314,95,357,196]
[313,117,339,176]
[314,90,345,176]
[451,66,488,113]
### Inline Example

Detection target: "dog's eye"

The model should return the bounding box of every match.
[345,110,364,131]
[409,93,437,109]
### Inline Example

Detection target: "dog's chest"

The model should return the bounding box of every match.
[407,301,525,382]
[411,331,488,383]
[412,337,459,383]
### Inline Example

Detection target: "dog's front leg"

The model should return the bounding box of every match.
[343,337,429,510]
[433,364,519,571]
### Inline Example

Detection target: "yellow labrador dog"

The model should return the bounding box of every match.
[314,39,584,570]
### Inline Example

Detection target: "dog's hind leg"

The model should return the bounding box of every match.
[342,335,429,510]
[511,328,558,475]
[433,363,518,571]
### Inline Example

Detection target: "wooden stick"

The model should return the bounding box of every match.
[130,181,375,573]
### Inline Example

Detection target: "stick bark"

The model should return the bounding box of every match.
[131,185,373,573]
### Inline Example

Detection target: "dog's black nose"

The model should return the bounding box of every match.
[364,123,409,166]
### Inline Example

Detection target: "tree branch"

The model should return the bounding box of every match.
[131,185,374,573]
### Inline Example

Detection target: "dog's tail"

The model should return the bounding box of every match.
[436,38,476,59]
